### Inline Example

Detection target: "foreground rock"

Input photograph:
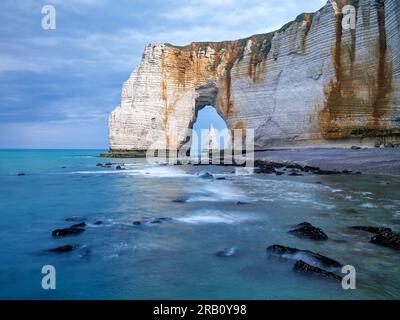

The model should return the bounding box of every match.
[49,244,79,253]
[293,260,342,281]
[289,222,328,241]
[370,230,400,250]
[266,244,342,269]
[52,223,86,237]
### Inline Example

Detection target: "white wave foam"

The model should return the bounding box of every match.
[176,210,252,225]
[128,166,192,178]
[361,203,378,208]
[186,183,249,203]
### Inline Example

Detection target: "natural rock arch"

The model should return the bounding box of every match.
[107,0,400,157]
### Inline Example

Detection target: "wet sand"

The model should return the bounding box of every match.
[255,148,400,176]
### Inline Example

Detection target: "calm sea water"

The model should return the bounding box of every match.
[0,149,399,299]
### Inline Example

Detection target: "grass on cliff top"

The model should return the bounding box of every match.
[164,0,364,52]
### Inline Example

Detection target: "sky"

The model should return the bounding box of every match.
[0,0,327,149]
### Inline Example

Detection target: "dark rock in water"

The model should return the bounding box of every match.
[16,173,26,176]
[199,172,213,179]
[65,216,87,222]
[236,201,249,205]
[172,198,187,203]
[96,163,103,167]
[49,244,79,253]
[285,163,304,171]
[70,222,86,228]
[133,217,172,226]
[266,244,342,269]
[344,208,358,214]
[289,222,328,241]
[351,226,392,234]
[116,165,125,170]
[216,177,226,180]
[370,230,400,250]
[275,171,284,176]
[289,172,303,176]
[351,146,361,150]
[315,181,323,185]
[313,169,341,175]
[293,260,342,281]
[52,227,85,237]
[61,166,66,169]
[304,166,321,172]
[150,217,172,224]
[216,247,237,258]
[52,223,86,237]
[94,221,103,225]
[254,162,276,174]
[105,162,113,166]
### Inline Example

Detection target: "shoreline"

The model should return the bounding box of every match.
[101,147,400,177]
[254,148,400,177]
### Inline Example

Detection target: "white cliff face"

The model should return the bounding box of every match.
[109,0,400,153]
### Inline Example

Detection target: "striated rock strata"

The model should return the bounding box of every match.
[107,0,400,155]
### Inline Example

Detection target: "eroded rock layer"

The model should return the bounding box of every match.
[109,0,400,153]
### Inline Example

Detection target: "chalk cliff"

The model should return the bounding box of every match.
[108,0,400,155]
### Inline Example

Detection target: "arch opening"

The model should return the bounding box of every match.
[190,105,229,157]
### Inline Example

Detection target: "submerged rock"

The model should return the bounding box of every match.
[216,247,237,258]
[64,216,87,222]
[52,223,86,237]
[266,244,342,269]
[289,172,303,176]
[199,172,213,179]
[49,244,79,253]
[289,222,328,241]
[70,222,86,228]
[132,217,172,226]
[351,226,392,234]
[371,230,400,250]
[16,173,26,176]
[150,217,172,224]
[293,260,342,281]
[172,198,187,203]
[116,165,125,170]
[344,208,358,214]
[94,221,103,225]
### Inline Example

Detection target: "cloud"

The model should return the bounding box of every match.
[0,0,327,148]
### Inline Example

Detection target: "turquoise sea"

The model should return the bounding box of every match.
[0,149,400,299]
